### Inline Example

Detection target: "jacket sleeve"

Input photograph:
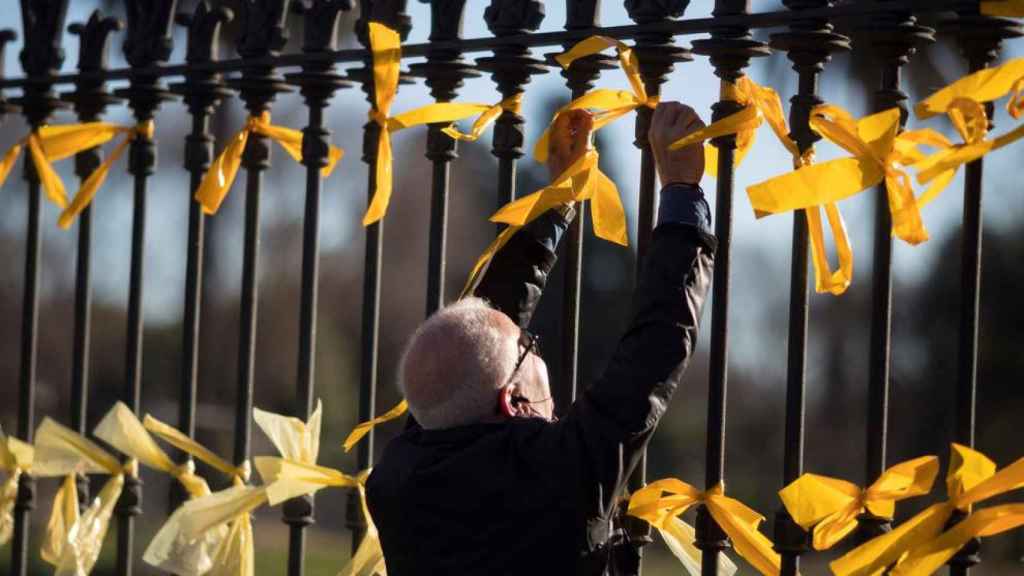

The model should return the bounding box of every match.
[471,205,575,328]
[564,184,715,517]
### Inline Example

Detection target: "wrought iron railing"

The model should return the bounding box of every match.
[2,1,1021,576]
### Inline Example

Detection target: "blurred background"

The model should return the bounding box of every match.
[0,0,1022,574]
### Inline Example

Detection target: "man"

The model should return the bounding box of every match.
[366,101,715,575]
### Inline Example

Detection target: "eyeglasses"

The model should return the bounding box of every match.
[511,329,542,380]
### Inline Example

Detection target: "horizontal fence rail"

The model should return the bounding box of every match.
[2,1,1022,576]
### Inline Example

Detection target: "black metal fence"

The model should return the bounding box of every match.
[2,1,1022,575]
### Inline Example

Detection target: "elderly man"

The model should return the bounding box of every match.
[366,102,715,576]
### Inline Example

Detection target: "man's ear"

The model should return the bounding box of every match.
[498,386,517,418]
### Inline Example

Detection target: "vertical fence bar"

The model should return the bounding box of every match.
[112,3,178,574]
[168,0,233,508]
[857,5,932,543]
[769,4,848,574]
[549,0,614,412]
[283,3,354,575]
[347,0,412,550]
[691,2,768,573]
[63,9,123,511]
[409,0,477,316]
[11,2,69,574]
[944,7,1021,574]
[478,0,546,218]
[625,1,692,568]
[227,0,291,481]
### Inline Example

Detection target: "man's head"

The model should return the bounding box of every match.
[398,298,553,430]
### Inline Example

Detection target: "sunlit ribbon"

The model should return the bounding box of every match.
[57,121,155,229]
[0,427,33,546]
[0,123,128,212]
[981,0,1024,16]
[362,22,501,226]
[778,455,939,551]
[442,94,523,142]
[831,443,1024,576]
[343,399,409,453]
[32,417,136,576]
[251,400,384,576]
[909,58,1024,205]
[629,479,781,576]
[194,111,343,215]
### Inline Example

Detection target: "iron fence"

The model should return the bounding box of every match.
[1,1,1022,576]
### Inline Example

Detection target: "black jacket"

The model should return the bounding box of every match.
[367,185,716,576]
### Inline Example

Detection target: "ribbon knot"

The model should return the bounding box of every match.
[832,444,1024,576]
[629,478,781,576]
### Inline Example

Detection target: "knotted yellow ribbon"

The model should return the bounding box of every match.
[910,58,1024,205]
[0,123,128,212]
[0,427,33,546]
[195,111,343,215]
[831,443,1024,576]
[778,455,939,551]
[32,417,136,576]
[362,22,501,226]
[57,121,155,229]
[628,479,782,576]
[981,0,1024,16]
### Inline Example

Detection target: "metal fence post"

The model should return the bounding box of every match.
[768,3,848,573]
[691,2,769,574]
[409,0,477,316]
[63,8,123,512]
[858,3,932,543]
[168,0,233,508]
[478,0,547,217]
[112,2,179,573]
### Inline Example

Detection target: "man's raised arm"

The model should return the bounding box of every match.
[470,110,593,328]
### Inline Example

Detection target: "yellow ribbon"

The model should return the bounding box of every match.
[910,58,1024,205]
[831,443,1024,576]
[140,412,248,576]
[628,479,782,576]
[0,123,128,212]
[32,417,135,576]
[57,121,155,229]
[362,22,501,226]
[981,0,1024,16]
[778,455,939,551]
[0,428,33,546]
[442,94,523,142]
[194,111,343,215]
[343,399,409,453]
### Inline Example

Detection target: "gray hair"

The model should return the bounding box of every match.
[398,297,518,429]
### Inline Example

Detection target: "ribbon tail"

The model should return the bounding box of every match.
[0,143,22,188]
[706,500,781,576]
[0,469,18,546]
[657,516,738,576]
[206,513,255,576]
[460,226,522,299]
[589,168,629,246]
[27,135,68,210]
[144,502,229,576]
[52,474,125,576]
[363,132,392,226]
[343,400,409,452]
[58,136,132,229]
[831,503,953,576]
[891,504,1024,576]
[195,129,249,215]
[41,474,80,565]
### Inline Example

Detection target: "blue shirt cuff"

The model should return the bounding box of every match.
[657,183,712,235]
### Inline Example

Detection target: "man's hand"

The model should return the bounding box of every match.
[547,109,594,182]
[649,102,706,187]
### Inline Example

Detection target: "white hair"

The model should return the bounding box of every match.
[398,297,518,429]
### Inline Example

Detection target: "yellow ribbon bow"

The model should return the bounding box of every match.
[31,417,136,576]
[362,22,502,226]
[442,94,523,142]
[57,121,155,229]
[0,123,130,213]
[194,111,343,215]
[0,427,33,546]
[628,479,782,576]
[778,455,939,551]
[981,0,1024,16]
[831,443,1024,576]
[910,58,1024,206]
